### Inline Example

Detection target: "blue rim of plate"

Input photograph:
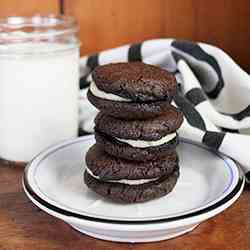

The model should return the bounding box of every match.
[23,136,245,225]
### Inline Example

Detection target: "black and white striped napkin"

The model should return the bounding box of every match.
[78,39,250,183]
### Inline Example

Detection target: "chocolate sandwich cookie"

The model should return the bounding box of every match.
[95,131,178,162]
[88,91,173,120]
[87,62,177,119]
[94,107,183,161]
[84,166,179,203]
[86,144,178,181]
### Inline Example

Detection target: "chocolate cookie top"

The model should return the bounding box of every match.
[92,62,177,102]
[94,105,183,141]
[85,144,178,180]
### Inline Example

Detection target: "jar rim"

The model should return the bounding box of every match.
[0,14,78,42]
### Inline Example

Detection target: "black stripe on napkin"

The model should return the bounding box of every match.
[202,131,225,150]
[208,80,224,99]
[86,54,99,70]
[171,69,179,75]
[220,127,239,133]
[128,43,142,61]
[185,88,206,106]
[79,75,91,89]
[174,92,206,131]
[171,40,224,99]
[231,105,250,121]
[245,171,250,183]
[171,51,182,63]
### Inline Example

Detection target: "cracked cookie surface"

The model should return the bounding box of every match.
[86,144,178,180]
[84,167,179,203]
[92,62,177,102]
[94,107,183,141]
[95,131,179,162]
[88,62,178,119]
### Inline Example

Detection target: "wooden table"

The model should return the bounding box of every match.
[0,163,249,250]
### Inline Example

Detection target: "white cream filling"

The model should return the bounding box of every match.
[115,133,176,148]
[89,80,131,102]
[86,167,158,185]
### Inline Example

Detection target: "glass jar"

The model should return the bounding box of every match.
[0,15,80,162]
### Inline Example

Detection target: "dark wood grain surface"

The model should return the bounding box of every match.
[0,0,59,16]
[0,163,249,250]
[64,0,250,72]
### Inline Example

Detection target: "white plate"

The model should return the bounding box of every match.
[23,135,240,221]
[23,135,244,242]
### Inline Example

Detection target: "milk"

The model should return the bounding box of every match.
[0,43,79,162]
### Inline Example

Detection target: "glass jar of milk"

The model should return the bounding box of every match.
[0,15,79,162]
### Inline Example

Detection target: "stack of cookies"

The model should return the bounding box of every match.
[84,62,183,203]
